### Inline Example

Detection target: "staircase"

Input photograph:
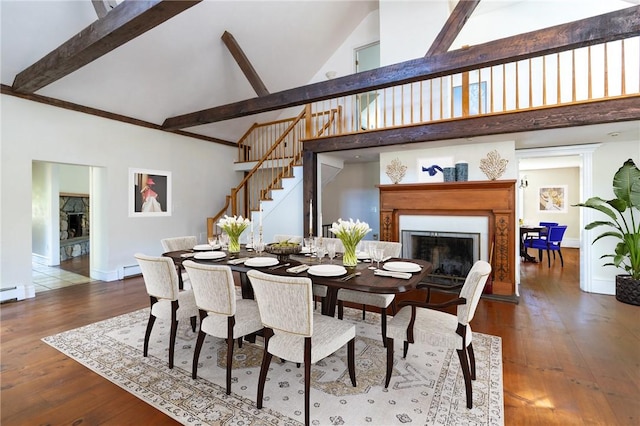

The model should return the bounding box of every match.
[207,105,341,237]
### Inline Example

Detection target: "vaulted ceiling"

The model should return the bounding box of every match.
[1,0,638,154]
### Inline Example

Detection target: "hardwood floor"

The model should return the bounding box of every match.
[2,248,638,425]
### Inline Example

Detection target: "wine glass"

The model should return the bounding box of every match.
[327,242,336,264]
[368,243,378,269]
[207,235,217,249]
[373,247,385,269]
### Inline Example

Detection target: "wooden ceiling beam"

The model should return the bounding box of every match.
[12,0,202,94]
[162,6,640,130]
[221,31,269,97]
[301,96,640,153]
[426,0,480,56]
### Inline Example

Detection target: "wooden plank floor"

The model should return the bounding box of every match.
[2,248,639,425]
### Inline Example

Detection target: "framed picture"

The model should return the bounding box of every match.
[129,168,171,217]
[538,185,567,213]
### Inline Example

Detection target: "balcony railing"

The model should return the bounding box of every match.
[307,37,639,136]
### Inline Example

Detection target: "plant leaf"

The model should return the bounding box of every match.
[613,159,640,207]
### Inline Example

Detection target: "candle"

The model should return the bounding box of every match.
[318,213,322,238]
[309,200,313,236]
[259,201,263,227]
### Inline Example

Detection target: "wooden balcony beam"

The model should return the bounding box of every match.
[302,96,640,153]
[425,0,480,56]
[12,0,202,93]
[162,6,640,130]
[221,31,269,97]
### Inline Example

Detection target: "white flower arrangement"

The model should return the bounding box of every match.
[329,218,372,246]
[217,215,251,237]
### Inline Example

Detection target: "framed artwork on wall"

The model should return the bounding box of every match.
[129,168,171,217]
[538,185,567,213]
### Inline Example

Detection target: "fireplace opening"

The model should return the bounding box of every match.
[402,230,480,285]
[68,213,83,239]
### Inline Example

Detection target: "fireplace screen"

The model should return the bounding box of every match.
[402,230,480,285]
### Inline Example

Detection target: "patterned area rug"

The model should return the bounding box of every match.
[43,308,503,425]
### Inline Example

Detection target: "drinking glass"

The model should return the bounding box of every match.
[220,232,229,250]
[316,241,327,263]
[207,235,217,249]
[327,242,336,264]
[254,240,265,255]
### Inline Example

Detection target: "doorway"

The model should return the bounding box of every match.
[355,41,380,130]
[32,161,94,293]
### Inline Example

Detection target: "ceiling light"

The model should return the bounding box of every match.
[325,71,337,80]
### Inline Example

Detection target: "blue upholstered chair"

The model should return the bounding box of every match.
[524,225,567,267]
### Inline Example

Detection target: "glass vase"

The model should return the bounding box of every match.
[228,234,241,253]
[342,241,358,267]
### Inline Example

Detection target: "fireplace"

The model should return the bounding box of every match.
[67,212,84,239]
[378,180,516,296]
[403,230,480,285]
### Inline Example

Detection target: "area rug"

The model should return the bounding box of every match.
[43,308,503,425]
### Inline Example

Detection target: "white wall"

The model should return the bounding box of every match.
[322,161,380,240]
[59,163,90,194]
[1,95,240,287]
[586,141,640,294]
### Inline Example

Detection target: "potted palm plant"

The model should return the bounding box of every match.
[575,159,640,305]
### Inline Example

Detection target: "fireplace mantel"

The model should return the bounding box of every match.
[378,180,516,296]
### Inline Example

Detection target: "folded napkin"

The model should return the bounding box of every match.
[180,252,195,258]
[287,264,310,274]
[374,270,412,280]
[227,257,250,265]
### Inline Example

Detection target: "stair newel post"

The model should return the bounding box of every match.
[304,104,312,140]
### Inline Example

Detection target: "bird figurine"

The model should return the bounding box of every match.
[422,164,443,176]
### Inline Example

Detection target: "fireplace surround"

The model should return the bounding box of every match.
[379,180,516,296]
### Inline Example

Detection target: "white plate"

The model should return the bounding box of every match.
[307,264,347,277]
[383,261,421,273]
[244,257,279,267]
[300,247,311,254]
[193,244,219,251]
[194,251,226,260]
[357,251,370,260]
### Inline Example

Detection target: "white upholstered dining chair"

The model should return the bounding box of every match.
[182,261,263,395]
[247,270,356,426]
[160,236,198,287]
[134,253,198,369]
[384,260,491,409]
[336,240,402,346]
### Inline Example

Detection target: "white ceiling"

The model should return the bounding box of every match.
[1,0,638,158]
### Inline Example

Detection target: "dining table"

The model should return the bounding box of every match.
[520,225,544,263]
[163,246,433,318]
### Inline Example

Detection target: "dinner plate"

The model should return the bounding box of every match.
[194,251,226,260]
[307,264,347,277]
[244,257,279,267]
[383,261,421,273]
[193,244,219,251]
[300,247,311,254]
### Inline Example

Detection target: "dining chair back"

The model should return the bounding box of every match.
[247,270,356,425]
[182,261,263,394]
[161,236,198,252]
[538,221,558,239]
[524,225,567,267]
[134,253,198,369]
[336,240,402,346]
[384,260,492,409]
